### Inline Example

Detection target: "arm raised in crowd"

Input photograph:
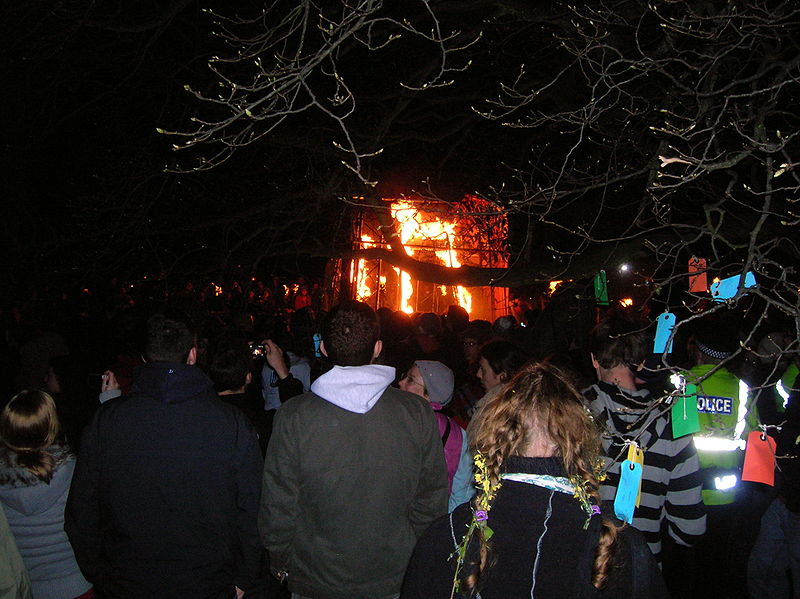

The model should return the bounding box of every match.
[263,339,304,402]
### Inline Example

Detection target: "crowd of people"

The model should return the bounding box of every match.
[0,286,797,599]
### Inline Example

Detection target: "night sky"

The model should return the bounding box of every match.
[3,2,798,310]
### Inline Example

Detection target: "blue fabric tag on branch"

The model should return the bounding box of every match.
[653,312,676,354]
[614,460,642,524]
[710,272,756,301]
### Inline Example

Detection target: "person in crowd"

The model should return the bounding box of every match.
[208,336,273,457]
[260,325,312,413]
[750,330,796,426]
[0,501,32,599]
[679,313,759,597]
[293,286,312,312]
[15,313,70,392]
[584,312,706,567]
[682,314,758,507]
[260,300,448,599]
[466,339,529,441]
[399,360,475,511]
[43,357,119,452]
[407,312,446,363]
[490,314,517,342]
[379,310,417,385]
[443,305,469,342]
[208,337,292,599]
[401,362,668,598]
[460,321,491,378]
[0,390,92,599]
[748,365,800,598]
[65,312,264,598]
[286,307,322,383]
[725,328,794,598]
[436,306,470,380]
[445,321,492,428]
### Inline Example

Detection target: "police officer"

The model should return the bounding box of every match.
[681,314,759,598]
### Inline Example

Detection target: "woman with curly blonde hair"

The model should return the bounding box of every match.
[401,362,667,598]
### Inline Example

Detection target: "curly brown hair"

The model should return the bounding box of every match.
[465,362,620,593]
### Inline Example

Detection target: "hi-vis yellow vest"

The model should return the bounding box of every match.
[683,365,758,506]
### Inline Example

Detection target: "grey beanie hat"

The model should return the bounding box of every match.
[415,360,454,406]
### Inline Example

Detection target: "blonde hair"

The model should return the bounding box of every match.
[0,390,61,483]
[466,362,620,592]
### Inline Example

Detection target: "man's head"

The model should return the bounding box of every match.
[208,337,252,393]
[589,310,648,371]
[415,312,442,337]
[321,301,381,367]
[145,312,197,364]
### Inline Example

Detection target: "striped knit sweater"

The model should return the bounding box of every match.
[584,381,706,560]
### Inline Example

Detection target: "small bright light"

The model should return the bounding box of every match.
[714,475,737,491]
[620,264,630,272]
[620,298,634,307]
[778,380,790,409]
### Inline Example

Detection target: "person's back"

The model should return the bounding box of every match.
[402,363,668,599]
[65,313,263,599]
[584,311,705,562]
[398,360,474,512]
[260,301,448,599]
[0,391,89,599]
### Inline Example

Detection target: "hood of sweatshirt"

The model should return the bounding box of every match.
[131,361,215,404]
[310,364,395,414]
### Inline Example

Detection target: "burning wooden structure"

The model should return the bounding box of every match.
[329,195,509,321]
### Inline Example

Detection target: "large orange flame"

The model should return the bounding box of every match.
[388,201,472,314]
[353,196,506,318]
[354,235,377,302]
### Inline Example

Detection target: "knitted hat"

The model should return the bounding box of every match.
[415,360,454,406]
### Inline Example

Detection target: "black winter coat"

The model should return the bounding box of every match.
[402,456,669,599]
[65,362,264,599]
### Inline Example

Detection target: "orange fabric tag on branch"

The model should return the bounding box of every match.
[688,257,707,293]
[742,431,777,486]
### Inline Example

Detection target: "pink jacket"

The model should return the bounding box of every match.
[432,405,464,493]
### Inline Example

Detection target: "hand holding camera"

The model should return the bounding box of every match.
[262,338,290,380]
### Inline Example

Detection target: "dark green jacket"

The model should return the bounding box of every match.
[259,386,448,599]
